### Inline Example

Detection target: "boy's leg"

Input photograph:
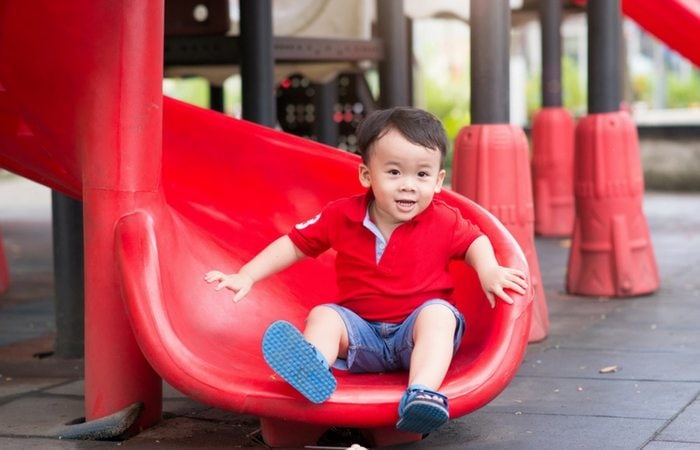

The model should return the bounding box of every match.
[395,300,463,434]
[408,302,458,390]
[262,306,348,404]
[303,305,350,366]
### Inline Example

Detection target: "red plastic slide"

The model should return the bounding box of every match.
[0,1,532,446]
[623,0,700,68]
[122,99,533,446]
[572,0,700,67]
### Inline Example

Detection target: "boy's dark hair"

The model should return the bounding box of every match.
[356,107,448,167]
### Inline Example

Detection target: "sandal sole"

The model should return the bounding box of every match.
[262,320,336,404]
[396,399,449,434]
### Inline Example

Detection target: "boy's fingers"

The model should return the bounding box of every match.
[510,270,526,281]
[233,288,248,302]
[204,271,223,282]
[508,273,528,290]
[498,290,515,305]
[509,281,527,294]
[486,292,496,309]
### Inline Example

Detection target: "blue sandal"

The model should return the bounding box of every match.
[262,320,336,404]
[396,384,449,434]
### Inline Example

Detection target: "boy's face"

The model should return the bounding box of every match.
[359,128,445,227]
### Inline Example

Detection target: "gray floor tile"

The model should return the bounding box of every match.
[518,347,700,382]
[0,396,84,437]
[0,437,117,449]
[0,378,69,399]
[390,412,665,450]
[656,399,700,443]
[44,380,84,397]
[0,301,55,346]
[487,377,700,420]
[644,442,700,450]
[124,416,262,448]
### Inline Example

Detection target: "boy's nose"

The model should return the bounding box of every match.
[400,178,416,191]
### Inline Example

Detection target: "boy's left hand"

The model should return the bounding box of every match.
[479,266,528,308]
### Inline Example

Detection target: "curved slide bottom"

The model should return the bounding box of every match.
[260,418,423,448]
[111,97,533,446]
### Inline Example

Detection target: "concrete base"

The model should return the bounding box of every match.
[639,126,700,190]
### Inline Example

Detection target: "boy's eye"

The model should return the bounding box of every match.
[388,169,400,175]
[417,171,430,177]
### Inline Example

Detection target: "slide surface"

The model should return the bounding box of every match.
[115,98,533,425]
[622,0,700,68]
[0,1,534,440]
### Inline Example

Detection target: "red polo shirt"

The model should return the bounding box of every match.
[288,192,483,323]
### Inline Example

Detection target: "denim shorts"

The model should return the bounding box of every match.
[321,299,466,373]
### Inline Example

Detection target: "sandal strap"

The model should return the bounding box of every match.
[398,384,448,415]
[307,342,330,370]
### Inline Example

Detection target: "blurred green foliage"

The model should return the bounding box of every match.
[666,71,700,108]
[632,73,653,104]
[419,72,470,172]
[619,61,700,109]
[163,77,210,108]
[526,56,586,121]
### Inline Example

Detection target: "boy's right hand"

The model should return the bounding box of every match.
[204,270,254,302]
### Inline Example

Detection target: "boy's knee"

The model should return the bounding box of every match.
[307,305,342,325]
[413,303,458,342]
[417,303,457,326]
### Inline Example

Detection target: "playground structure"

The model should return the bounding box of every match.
[0,1,534,447]
[0,0,697,446]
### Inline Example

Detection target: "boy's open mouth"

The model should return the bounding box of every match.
[396,199,416,211]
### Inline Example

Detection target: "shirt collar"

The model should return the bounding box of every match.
[345,190,374,223]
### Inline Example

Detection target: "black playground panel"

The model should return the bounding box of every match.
[276,72,377,154]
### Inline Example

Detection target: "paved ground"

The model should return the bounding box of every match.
[1,173,699,449]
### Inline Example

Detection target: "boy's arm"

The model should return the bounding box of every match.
[205,235,306,302]
[465,235,528,308]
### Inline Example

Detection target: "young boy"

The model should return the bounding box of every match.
[205,107,527,435]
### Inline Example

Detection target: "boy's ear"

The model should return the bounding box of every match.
[358,164,371,188]
[434,169,446,193]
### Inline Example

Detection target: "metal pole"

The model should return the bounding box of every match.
[209,83,225,113]
[540,0,563,108]
[587,0,621,113]
[51,191,84,358]
[239,0,275,125]
[314,79,338,146]
[406,16,414,107]
[377,0,410,107]
[470,0,510,124]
